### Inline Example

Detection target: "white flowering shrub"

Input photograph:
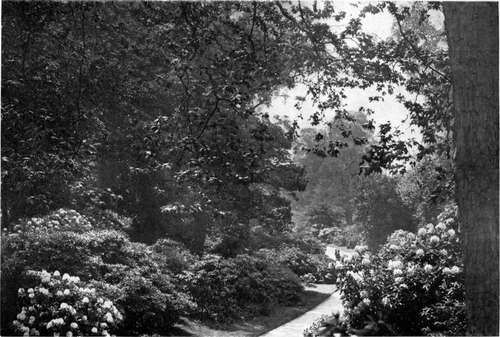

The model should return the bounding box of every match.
[1,212,127,334]
[7,209,93,234]
[2,220,195,335]
[334,205,465,335]
[5,208,127,236]
[13,270,123,337]
[2,227,129,282]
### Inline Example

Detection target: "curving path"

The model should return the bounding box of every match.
[260,286,343,337]
[260,245,354,337]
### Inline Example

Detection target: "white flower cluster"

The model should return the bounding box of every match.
[387,259,403,270]
[443,266,461,275]
[14,209,93,236]
[406,263,417,276]
[417,221,456,240]
[46,318,65,329]
[337,215,463,317]
[14,270,123,337]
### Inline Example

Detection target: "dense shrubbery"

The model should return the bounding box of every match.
[330,205,465,336]
[246,227,324,255]
[256,247,335,284]
[284,233,325,255]
[107,270,195,335]
[306,204,344,229]
[151,238,197,274]
[1,209,195,335]
[3,209,341,335]
[317,226,365,249]
[181,254,303,322]
[2,208,316,335]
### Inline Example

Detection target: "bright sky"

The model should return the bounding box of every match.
[265,1,434,142]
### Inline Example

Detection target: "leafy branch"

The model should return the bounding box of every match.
[394,13,450,82]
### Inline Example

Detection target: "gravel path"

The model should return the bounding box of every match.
[260,286,343,337]
[260,245,353,337]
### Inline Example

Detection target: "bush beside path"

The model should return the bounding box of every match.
[259,245,354,337]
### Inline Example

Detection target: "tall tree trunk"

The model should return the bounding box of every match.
[443,3,499,335]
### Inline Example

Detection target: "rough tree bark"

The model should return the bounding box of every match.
[443,3,499,335]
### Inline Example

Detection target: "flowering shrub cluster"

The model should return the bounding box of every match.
[13,270,122,337]
[334,205,465,335]
[6,209,93,234]
[283,233,325,255]
[2,228,131,281]
[3,208,320,335]
[1,212,195,336]
[4,208,128,236]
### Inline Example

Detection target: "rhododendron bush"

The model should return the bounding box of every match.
[1,209,195,336]
[335,205,466,335]
[13,270,122,337]
[2,208,309,335]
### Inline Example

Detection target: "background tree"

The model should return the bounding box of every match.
[1,1,325,254]
[293,110,371,229]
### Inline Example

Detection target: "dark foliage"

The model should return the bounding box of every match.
[181,254,303,322]
[1,210,194,335]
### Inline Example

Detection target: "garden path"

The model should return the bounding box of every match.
[259,245,354,337]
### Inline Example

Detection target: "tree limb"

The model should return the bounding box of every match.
[395,15,450,82]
